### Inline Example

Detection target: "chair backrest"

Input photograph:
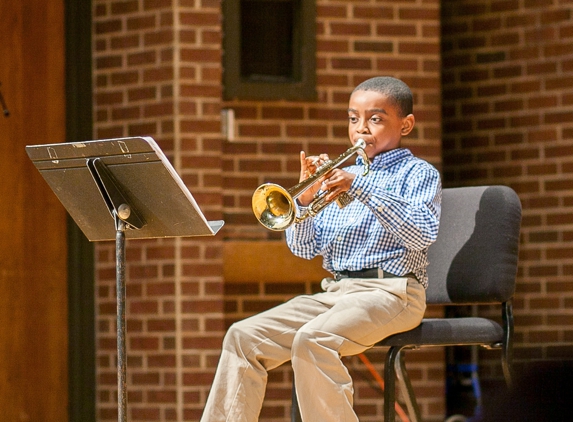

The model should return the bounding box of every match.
[426,185,521,305]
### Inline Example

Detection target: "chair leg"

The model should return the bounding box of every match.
[291,376,302,422]
[395,350,422,422]
[293,349,420,422]
[384,346,402,422]
[501,301,514,388]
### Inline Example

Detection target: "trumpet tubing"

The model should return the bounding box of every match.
[252,139,369,231]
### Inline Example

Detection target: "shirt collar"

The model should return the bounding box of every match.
[357,148,412,170]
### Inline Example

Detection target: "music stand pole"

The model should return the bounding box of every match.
[85,157,144,422]
[85,156,145,422]
[116,218,128,422]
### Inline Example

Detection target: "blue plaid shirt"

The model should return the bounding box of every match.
[286,148,442,288]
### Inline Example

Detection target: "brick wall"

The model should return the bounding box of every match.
[441,0,573,388]
[93,0,443,421]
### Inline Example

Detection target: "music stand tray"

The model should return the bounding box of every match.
[26,136,224,241]
[26,136,224,422]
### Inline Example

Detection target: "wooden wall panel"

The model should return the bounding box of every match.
[0,0,68,420]
[223,241,329,283]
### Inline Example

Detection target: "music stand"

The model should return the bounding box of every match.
[26,136,224,422]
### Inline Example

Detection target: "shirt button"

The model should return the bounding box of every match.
[377,206,385,212]
[337,236,343,241]
[356,189,363,195]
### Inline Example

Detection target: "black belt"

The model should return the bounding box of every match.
[334,268,415,281]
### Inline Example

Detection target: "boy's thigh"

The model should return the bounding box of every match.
[233,293,332,346]
[299,277,425,355]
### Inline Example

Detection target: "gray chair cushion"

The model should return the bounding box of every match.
[379,317,504,347]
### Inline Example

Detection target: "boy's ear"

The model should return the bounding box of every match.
[401,114,415,136]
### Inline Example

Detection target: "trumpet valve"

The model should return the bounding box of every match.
[335,192,354,208]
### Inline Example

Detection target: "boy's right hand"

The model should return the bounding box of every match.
[297,151,329,206]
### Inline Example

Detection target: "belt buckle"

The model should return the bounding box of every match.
[334,269,387,280]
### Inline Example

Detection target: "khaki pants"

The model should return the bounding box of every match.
[201,276,426,422]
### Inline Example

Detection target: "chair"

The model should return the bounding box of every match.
[291,185,522,422]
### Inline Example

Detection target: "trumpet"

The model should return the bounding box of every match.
[252,138,369,231]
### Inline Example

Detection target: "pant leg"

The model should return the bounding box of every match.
[292,276,426,422]
[200,294,332,422]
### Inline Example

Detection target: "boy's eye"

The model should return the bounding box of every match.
[348,116,359,123]
[370,116,382,123]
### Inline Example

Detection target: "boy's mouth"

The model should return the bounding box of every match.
[356,139,372,147]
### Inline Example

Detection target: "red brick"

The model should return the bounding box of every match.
[180,12,219,26]
[143,0,171,10]
[316,5,347,18]
[331,57,372,70]
[126,14,156,30]
[130,336,160,350]
[238,124,281,138]
[111,34,140,50]
[368,23,409,41]
[144,30,173,46]
[95,19,123,34]
[261,106,304,120]
[330,22,371,36]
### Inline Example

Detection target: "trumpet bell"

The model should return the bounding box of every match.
[252,138,368,231]
[252,183,296,231]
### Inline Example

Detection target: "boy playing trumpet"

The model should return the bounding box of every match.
[201,76,442,422]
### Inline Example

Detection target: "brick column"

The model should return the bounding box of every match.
[93,1,224,420]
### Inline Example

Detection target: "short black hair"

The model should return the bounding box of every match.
[352,76,413,117]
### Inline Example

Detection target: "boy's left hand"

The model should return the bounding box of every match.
[321,169,356,202]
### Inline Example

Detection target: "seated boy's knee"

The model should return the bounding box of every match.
[223,319,260,347]
[292,327,316,354]
[223,320,247,343]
